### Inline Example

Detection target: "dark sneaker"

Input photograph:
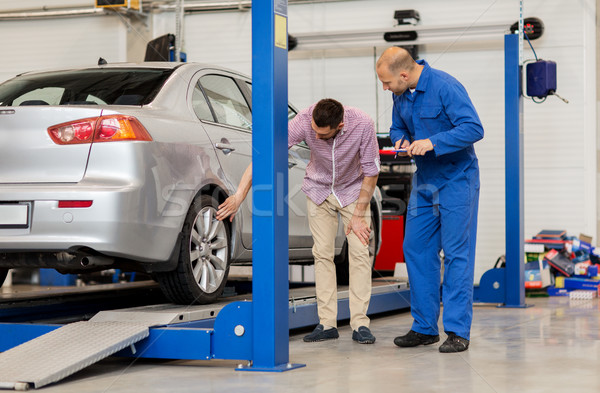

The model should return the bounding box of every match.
[352,326,376,344]
[439,333,469,353]
[303,324,339,342]
[393,330,440,347]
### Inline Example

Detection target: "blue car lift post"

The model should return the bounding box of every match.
[241,0,303,371]
[473,32,528,307]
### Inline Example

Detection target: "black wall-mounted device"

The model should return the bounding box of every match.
[510,17,545,40]
[394,10,420,26]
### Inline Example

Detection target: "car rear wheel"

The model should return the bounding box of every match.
[156,194,231,304]
[335,210,379,286]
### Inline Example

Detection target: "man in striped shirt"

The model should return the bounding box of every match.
[216,98,380,344]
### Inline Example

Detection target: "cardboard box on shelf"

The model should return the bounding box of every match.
[547,286,571,296]
[569,290,597,300]
[544,249,575,277]
[524,259,552,289]
[563,277,600,291]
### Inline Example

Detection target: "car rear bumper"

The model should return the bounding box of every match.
[0,182,184,263]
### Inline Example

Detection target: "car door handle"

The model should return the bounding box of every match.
[288,161,297,168]
[215,143,235,154]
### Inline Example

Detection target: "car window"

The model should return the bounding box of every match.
[288,106,297,121]
[244,81,298,122]
[243,81,307,149]
[84,94,106,105]
[298,140,309,149]
[12,87,63,106]
[192,85,214,122]
[0,68,174,106]
[199,75,252,130]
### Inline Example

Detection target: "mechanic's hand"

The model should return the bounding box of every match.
[216,195,242,222]
[346,214,371,246]
[394,138,410,156]
[406,139,433,156]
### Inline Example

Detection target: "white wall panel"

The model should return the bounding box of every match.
[176,11,253,74]
[150,0,596,283]
[0,16,127,83]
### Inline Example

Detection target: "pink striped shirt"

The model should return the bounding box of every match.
[288,104,380,207]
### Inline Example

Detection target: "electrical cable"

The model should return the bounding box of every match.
[521,33,545,102]
[531,96,547,103]
[523,33,538,61]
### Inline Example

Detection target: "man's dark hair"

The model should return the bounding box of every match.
[312,98,344,129]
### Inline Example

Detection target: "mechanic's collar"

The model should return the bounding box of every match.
[414,59,431,93]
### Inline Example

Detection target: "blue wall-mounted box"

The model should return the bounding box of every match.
[526,60,557,98]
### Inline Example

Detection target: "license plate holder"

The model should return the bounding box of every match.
[0,203,30,228]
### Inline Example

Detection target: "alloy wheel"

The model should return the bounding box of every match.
[189,206,229,294]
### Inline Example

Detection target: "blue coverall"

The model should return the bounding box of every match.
[389,60,484,340]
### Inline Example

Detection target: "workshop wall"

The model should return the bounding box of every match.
[0,14,127,83]
[152,0,596,283]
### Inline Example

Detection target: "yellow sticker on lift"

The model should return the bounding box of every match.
[275,14,287,49]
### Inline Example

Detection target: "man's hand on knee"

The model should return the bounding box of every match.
[346,215,370,246]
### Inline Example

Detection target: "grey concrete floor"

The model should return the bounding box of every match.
[32,296,600,393]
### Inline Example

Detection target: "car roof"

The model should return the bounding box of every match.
[15,62,249,79]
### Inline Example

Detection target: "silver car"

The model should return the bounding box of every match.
[0,62,382,304]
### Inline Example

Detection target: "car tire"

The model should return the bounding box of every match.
[156,194,231,304]
[335,209,379,286]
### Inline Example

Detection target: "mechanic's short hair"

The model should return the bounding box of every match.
[386,52,415,74]
[313,98,344,129]
[378,47,416,74]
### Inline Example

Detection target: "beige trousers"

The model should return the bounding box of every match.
[307,194,372,330]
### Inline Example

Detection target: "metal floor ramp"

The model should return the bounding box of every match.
[0,321,149,390]
[0,302,233,390]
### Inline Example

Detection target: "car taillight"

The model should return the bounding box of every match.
[58,200,93,208]
[95,115,152,142]
[48,115,152,145]
[48,118,97,145]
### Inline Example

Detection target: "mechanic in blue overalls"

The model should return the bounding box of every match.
[376,47,484,353]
